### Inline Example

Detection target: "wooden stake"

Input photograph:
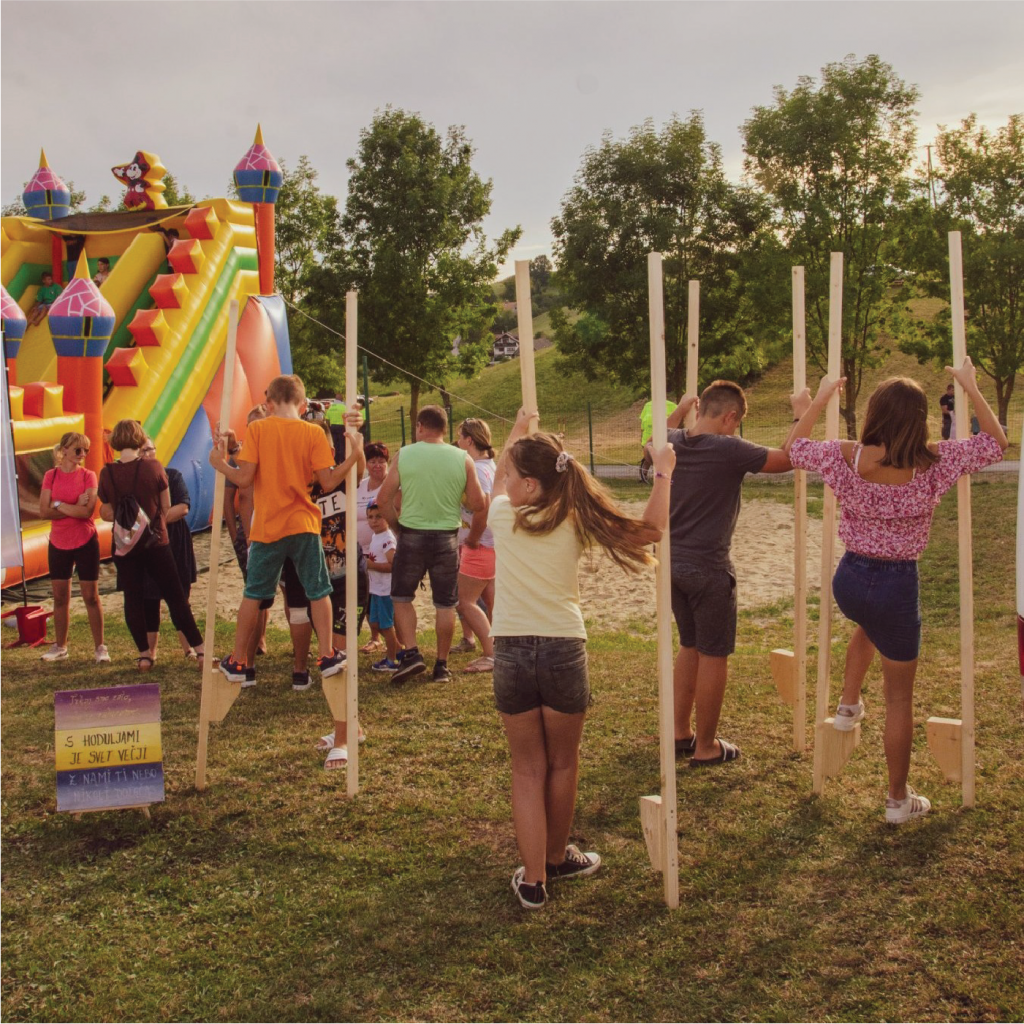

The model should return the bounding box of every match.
[685,281,699,428]
[812,254,858,794]
[514,262,538,434]
[344,290,360,798]
[195,299,243,791]
[926,231,974,806]
[639,252,679,909]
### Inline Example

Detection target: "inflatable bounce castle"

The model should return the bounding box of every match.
[1,128,291,585]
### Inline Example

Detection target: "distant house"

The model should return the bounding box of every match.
[492,331,519,360]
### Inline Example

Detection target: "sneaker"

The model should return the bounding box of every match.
[218,656,248,683]
[511,866,547,910]
[40,644,68,662]
[318,649,346,678]
[243,666,257,688]
[391,649,426,685]
[833,701,865,732]
[546,844,601,880]
[886,786,932,824]
[432,659,452,683]
[372,658,400,673]
[450,637,477,654]
[94,645,111,664]
[292,670,311,691]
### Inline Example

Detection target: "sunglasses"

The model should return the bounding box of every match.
[73,447,90,456]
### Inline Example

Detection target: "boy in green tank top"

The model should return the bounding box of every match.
[376,405,487,684]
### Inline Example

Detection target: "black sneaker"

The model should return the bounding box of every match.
[218,656,247,683]
[318,649,346,678]
[546,844,601,880]
[244,666,257,688]
[292,670,311,691]
[391,649,426,685]
[432,659,452,683]
[511,867,547,909]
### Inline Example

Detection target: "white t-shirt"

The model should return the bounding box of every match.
[488,495,586,639]
[459,457,496,548]
[356,477,383,553]
[367,527,397,597]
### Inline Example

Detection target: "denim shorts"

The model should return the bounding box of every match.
[832,552,921,662]
[670,562,737,657]
[391,527,460,608]
[492,636,591,715]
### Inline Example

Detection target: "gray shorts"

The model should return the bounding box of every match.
[671,562,737,657]
[493,636,590,715]
[391,527,460,609]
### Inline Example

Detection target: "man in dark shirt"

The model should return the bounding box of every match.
[661,381,795,767]
[939,384,955,440]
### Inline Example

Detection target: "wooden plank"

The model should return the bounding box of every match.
[639,795,665,873]
[770,649,797,707]
[514,262,538,435]
[195,299,242,791]
[644,251,679,909]
[948,231,975,806]
[926,716,963,783]
[685,280,699,428]
[343,290,360,797]
[792,266,808,751]
[815,720,860,778]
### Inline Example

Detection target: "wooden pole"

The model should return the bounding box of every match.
[345,291,360,797]
[515,261,538,434]
[812,253,859,794]
[685,281,699,428]
[195,299,243,791]
[948,232,975,807]
[639,252,679,909]
[791,268,808,751]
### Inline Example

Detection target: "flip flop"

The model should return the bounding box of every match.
[324,746,348,770]
[689,739,741,768]
[315,730,367,751]
[463,656,495,674]
[674,736,697,759]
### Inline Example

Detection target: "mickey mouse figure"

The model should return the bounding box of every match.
[111,150,167,210]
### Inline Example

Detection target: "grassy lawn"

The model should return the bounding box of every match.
[2,476,1021,1022]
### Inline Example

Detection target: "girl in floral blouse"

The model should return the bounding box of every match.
[785,359,1007,824]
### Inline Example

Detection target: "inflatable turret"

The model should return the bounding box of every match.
[234,125,282,295]
[23,149,71,222]
[1,287,28,384]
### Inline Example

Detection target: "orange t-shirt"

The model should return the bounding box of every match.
[237,417,334,543]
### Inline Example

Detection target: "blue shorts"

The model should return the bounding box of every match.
[244,534,331,603]
[832,552,921,662]
[369,594,394,630]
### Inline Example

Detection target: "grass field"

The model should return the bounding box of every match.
[2,475,1021,1022]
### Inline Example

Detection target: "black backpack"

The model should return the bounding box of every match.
[110,460,155,556]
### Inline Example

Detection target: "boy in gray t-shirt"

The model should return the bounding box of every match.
[659,381,796,768]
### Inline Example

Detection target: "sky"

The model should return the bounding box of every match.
[2,1,1022,277]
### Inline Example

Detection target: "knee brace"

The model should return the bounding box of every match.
[288,607,310,626]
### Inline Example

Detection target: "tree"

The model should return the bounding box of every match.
[530,255,552,290]
[550,113,779,397]
[341,107,520,422]
[898,115,1023,425]
[162,173,196,208]
[743,54,920,436]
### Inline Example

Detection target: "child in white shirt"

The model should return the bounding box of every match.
[366,504,399,671]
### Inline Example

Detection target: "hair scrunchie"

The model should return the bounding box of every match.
[555,451,574,473]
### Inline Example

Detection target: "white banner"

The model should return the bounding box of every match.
[1,370,24,569]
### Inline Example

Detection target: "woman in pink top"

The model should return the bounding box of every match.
[786,360,1007,824]
[38,432,107,663]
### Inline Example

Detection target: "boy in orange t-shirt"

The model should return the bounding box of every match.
[209,374,365,681]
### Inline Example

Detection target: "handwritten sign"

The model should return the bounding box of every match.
[54,683,164,813]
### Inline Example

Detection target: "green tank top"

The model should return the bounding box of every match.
[397,442,467,530]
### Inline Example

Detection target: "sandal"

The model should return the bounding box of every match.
[136,656,154,672]
[359,639,384,654]
[463,655,495,673]
[324,746,348,770]
[315,729,367,751]
[674,736,697,759]
[689,738,741,768]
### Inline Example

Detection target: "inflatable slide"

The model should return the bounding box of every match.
[1,132,289,585]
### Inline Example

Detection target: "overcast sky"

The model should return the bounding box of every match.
[2,1,1021,276]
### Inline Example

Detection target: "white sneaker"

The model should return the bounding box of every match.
[833,701,865,732]
[886,786,932,824]
[94,644,111,664]
[40,644,68,662]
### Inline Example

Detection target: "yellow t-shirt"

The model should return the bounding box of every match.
[488,495,586,639]
[238,417,334,543]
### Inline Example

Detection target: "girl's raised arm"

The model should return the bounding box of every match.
[492,407,535,499]
[949,357,1008,450]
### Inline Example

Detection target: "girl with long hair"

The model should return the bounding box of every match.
[786,359,1007,823]
[490,409,675,908]
[38,432,107,663]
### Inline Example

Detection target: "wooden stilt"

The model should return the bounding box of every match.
[514,261,538,435]
[195,299,243,791]
[771,268,809,751]
[925,231,974,805]
[685,281,699,428]
[812,254,858,795]
[344,290,360,798]
[638,252,680,909]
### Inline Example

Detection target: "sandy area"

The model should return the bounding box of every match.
[29,498,836,639]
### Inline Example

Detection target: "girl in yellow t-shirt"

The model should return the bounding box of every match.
[489,408,676,909]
